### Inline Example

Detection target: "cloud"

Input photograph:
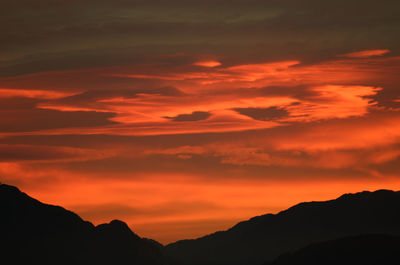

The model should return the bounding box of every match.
[146,143,400,170]
[164,111,212,122]
[0,144,113,163]
[0,88,78,99]
[233,106,289,121]
[1,109,116,132]
[193,61,222,67]
[1,52,393,136]
[340,49,390,58]
[1,0,400,76]
[285,85,381,121]
[143,110,400,170]
[268,111,400,151]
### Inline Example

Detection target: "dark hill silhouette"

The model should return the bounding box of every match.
[0,184,165,265]
[3,183,400,265]
[165,190,400,265]
[266,234,400,265]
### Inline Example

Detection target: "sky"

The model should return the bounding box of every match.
[1,0,400,244]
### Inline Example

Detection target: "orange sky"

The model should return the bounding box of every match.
[1,0,400,244]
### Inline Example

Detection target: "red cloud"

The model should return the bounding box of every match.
[340,49,390,58]
[0,88,78,99]
[193,60,222,67]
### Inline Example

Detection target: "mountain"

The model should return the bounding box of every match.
[165,190,400,265]
[0,184,165,265]
[266,234,400,265]
[3,183,400,265]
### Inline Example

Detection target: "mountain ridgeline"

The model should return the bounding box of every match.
[1,183,400,265]
[0,184,165,265]
[165,189,400,265]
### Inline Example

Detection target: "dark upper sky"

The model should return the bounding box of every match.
[1,0,400,243]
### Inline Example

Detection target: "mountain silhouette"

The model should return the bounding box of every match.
[3,183,400,265]
[0,184,165,265]
[165,190,400,265]
[266,234,400,265]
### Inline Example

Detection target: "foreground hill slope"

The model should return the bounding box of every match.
[266,234,400,265]
[165,190,400,265]
[0,184,165,265]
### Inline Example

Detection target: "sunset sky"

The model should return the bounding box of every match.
[1,0,400,244]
